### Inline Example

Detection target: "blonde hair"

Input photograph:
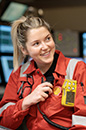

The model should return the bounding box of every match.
[11,15,51,71]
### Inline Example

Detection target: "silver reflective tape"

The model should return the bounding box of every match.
[0,125,11,130]
[20,61,30,77]
[72,115,86,126]
[0,102,15,115]
[65,59,79,79]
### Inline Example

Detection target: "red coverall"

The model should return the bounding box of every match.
[0,50,86,130]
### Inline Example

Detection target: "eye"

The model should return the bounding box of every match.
[46,35,51,41]
[33,42,39,46]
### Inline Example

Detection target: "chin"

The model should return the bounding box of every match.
[44,58,53,65]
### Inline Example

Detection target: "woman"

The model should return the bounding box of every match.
[0,16,86,130]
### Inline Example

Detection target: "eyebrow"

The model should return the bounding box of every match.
[30,39,39,45]
[45,33,51,39]
[30,33,51,44]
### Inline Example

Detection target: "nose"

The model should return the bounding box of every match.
[41,42,48,50]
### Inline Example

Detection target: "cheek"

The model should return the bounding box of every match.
[29,48,40,57]
[50,41,55,49]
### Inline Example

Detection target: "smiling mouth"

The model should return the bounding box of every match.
[41,51,50,56]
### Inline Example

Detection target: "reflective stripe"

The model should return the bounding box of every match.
[72,115,86,126]
[65,59,79,79]
[20,58,33,78]
[0,125,11,130]
[0,102,15,114]
[20,61,30,77]
[0,102,28,129]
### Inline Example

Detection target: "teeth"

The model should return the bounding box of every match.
[43,52,49,56]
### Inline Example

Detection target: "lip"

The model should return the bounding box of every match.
[40,51,50,56]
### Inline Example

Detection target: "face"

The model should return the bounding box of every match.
[24,27,55,69]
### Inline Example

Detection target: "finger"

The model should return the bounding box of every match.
[42,82,53,89]
[41,97,46,102]
[42,92,49,98]
[42,87,53,95]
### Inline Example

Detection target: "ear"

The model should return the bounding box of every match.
[19,45,29,56]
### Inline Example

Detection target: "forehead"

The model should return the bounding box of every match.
[26,27,50,42]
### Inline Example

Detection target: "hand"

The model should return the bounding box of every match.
[22,82,53,110]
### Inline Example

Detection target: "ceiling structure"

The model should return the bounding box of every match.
[1,0,86,11]
[0,0,86,25]
[2,0,86,8]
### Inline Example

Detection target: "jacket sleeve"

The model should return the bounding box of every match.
[70,61,86,130]
[0,68,29,129]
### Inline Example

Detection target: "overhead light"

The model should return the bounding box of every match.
[38,9,44,16]
[1,2,28,22]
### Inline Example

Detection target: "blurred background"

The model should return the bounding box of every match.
[0,0,86,99]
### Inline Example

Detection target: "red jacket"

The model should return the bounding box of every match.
[0,50,86,130]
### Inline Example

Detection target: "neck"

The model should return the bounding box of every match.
[37,63,53,74]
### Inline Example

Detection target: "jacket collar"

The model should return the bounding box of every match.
[21,50,67,77]
[54,50,67,76]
